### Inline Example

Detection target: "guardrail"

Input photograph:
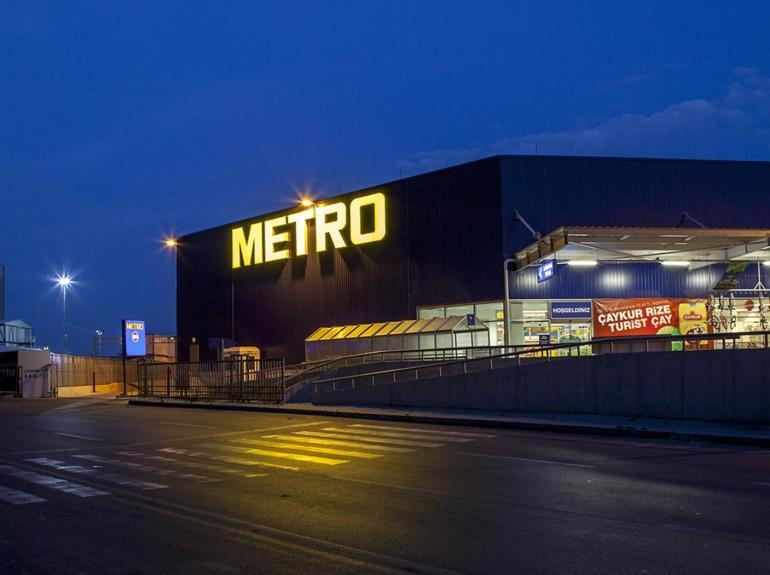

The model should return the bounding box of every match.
[312,330,770,393]
[283,344,537,391]
[139,358,285,402]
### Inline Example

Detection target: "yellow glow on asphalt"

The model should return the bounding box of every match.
[293,431,443,448]
[322,427,473,443]
[200,443,348,466]
[231,438,384,459]
[190,447,301,471]
[263,435,415,453]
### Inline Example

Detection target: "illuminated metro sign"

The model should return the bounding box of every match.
[232,192,387,269]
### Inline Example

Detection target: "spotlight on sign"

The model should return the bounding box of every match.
[566,260,598,267]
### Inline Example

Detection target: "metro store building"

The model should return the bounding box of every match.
[177,155,770,363]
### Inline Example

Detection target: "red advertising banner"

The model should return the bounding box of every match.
[593,299,680,337]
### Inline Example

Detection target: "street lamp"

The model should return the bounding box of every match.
[163,236,179,360]
[55,273,73,354]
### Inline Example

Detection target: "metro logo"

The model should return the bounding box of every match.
[232,192,386,269]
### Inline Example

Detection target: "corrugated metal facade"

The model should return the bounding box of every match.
[178,155,770,362]
[509,263,727,300]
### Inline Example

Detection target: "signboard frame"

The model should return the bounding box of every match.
[536,260,556,283]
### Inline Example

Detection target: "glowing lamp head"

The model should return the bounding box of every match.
[55,274,72,289]
[299,198,315,208]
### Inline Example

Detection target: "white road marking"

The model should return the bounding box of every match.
[157,447,300,471]
[0,464,109,497]
[0,484,46,505]
[117,451,268,478]
[159,421,217,429]
[324,427,473,443]
[73,454,221,483]
[231,438,384,459]
[457,452,597,469]
[295,430,444,448]
[25,458,168,491]
[198,443,348,466]
[751,481,770,487]
[350,424,496,438]
[263,434,415,453]
[55,432,104,442]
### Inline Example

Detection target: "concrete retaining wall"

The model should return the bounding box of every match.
[312,349,770,423]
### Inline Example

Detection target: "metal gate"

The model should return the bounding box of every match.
[139,358,285,403]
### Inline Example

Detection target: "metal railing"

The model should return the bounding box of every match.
[48,355,139,394]
[283,344,535,391]
[139,358,285,403]
[312,330,770,393]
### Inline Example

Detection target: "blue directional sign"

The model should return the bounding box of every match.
[536,260,556,283]
[122,319,147,357]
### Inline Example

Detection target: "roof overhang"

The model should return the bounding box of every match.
[514,226,770,272]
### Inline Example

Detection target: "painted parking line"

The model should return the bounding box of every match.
[0,464,109,497]
[117,451,268,478]
[0,484,46,505]
[262,434,415,453]
[198,443,348,466]
[231,438,384,459]
[158,447,301,472]
[349,424,496,438]
[72,454,221,483]
[456,452,597,469]
[323,427,474,443]
[25,457,168,491]
[294,431,444,448]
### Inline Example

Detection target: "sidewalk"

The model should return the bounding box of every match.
[127,397,770,447]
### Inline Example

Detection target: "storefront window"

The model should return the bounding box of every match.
[418,307,446,319]
[419,299,594,351]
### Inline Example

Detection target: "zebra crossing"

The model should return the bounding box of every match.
[0,423,495,506]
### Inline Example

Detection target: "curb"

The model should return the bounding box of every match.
[127,398,770,447]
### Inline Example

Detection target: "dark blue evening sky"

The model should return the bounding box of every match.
[2,1,770,353]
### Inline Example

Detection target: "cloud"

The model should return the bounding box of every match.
[398,68,770,173]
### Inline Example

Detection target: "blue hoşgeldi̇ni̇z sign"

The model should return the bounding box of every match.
[549,301,593,320]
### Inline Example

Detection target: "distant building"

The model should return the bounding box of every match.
[0,319,35,348]
[0,266,36,349]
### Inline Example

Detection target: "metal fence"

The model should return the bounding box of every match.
[139,358,285,402]
[48,354,139,393]
[313,330,770,393]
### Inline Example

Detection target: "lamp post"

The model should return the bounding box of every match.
[163,237,179,360]
[55,273,73,354]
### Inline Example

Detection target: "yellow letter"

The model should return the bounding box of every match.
[286,208,315,256]
[350,192,386,245]
[232,223,263,269]
[315,202,347,252]
[264,216,290,262]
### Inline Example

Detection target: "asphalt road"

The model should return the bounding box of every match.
[1,398,770,574]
